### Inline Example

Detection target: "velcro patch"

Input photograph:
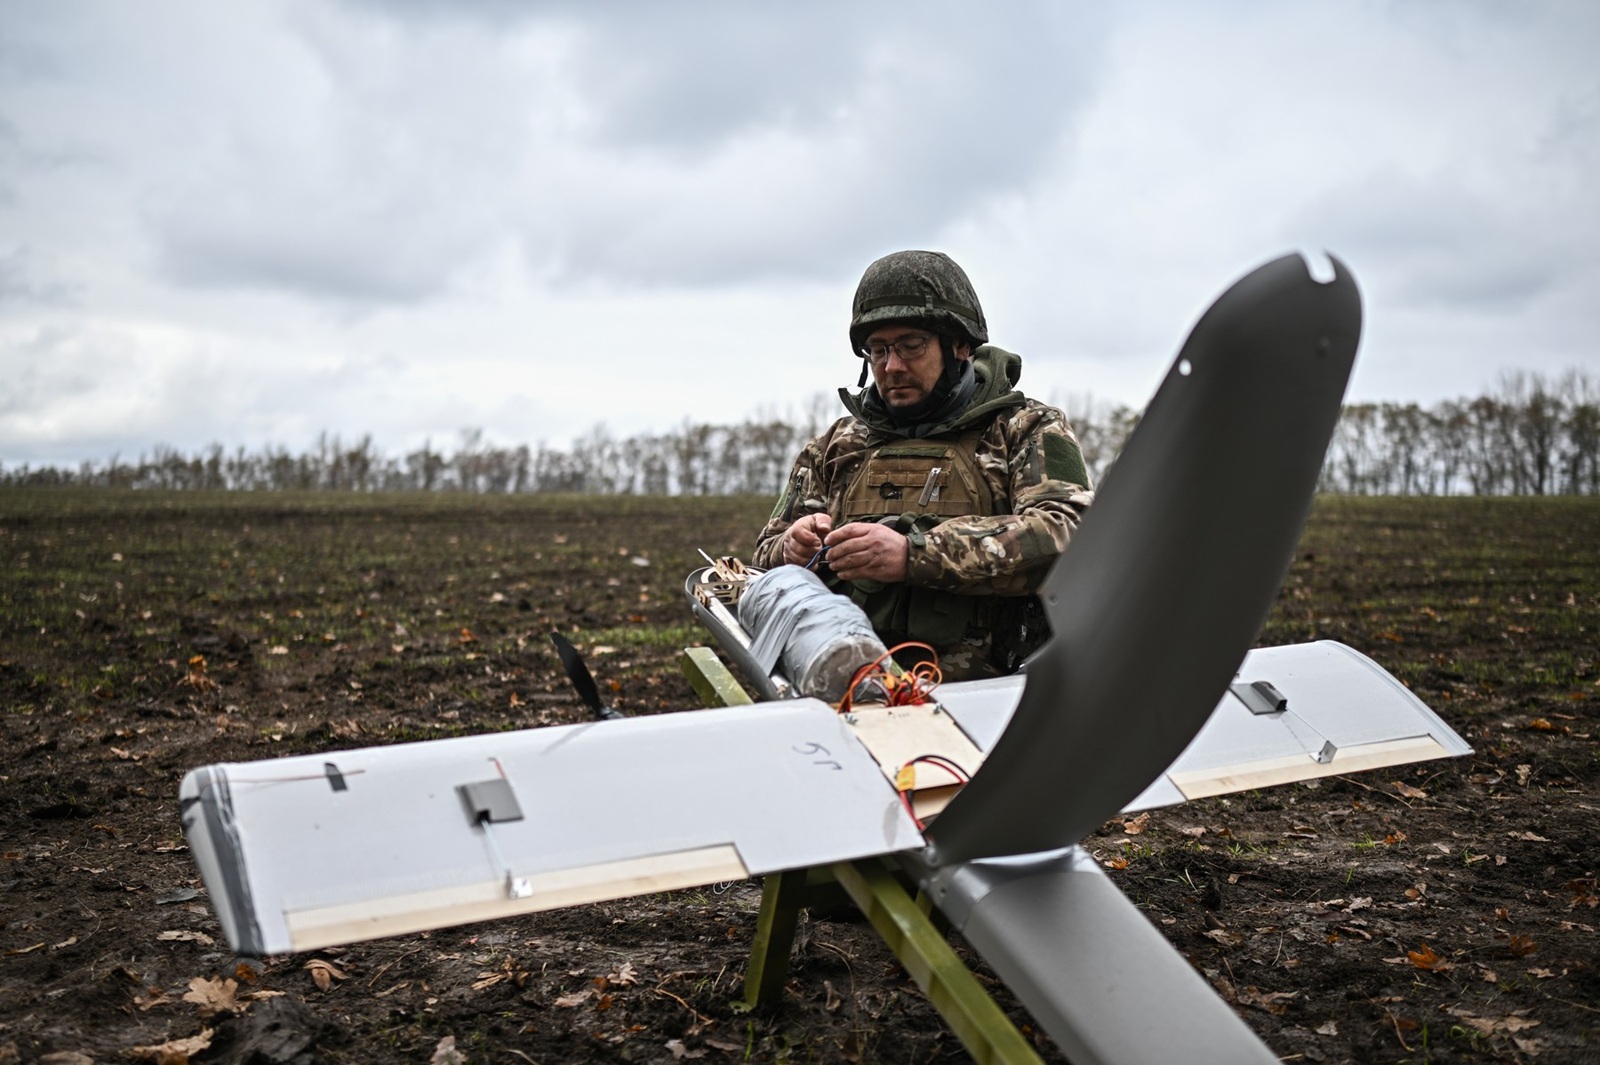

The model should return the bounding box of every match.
[876,445,949,459]
[1043,434,1089,487]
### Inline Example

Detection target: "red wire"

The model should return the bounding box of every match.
[894,753,972,833]
[898,787,926,831]
[837,641,942,712]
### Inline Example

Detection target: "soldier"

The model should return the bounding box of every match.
[753,250,1095,680]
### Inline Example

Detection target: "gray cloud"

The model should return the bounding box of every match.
[1,1,1595,468]
[0,246,79,308]
[133,2,1111,299]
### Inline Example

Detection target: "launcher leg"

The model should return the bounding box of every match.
[833,858,1044,1065]
[680,645,755,707]
[739,867,809,1011]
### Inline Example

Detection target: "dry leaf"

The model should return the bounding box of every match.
[606,961,638,987]
[304,958,348,992]
[1315,1020,1338,1036]
[129,1027,214,1064]
[1391,781,1428,799]
[1101,856,1129,870]
[429,1035,465,1065]
[1202,929,1245,948]
[1406,944,1454,972]
[1235,986,1297,1014]
[1122,812,1151,835]
[157,930,215,947]
[182,976,241,1017]
[1446,1007,1541,1037]
[823,979,842,1013]
[1507,934,1537,957]
[1508,831,1551,842]
[553,989,595,1008]
[471,956,529,992]
[39,1051,94,1065]
[133,987,175,1011]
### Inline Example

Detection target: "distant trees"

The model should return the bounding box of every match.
[5,370,1597,496]
[1318,370,1599,495]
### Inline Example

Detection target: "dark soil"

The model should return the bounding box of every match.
[1,492,1596,1064]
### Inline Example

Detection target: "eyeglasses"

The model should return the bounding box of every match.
[859,333,938,366]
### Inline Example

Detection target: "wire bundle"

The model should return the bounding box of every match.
[836,641,942,714]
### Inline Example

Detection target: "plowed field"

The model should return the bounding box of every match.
[1,492,1596,1063]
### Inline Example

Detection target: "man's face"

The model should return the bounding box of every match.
[865,325,970,409]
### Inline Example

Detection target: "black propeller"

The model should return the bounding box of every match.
[549,631,627,721]
[925,252,1362,866]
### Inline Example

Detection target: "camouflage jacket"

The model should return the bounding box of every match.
[753,346,1095,677]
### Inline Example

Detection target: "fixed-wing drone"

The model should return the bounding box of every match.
[180,254,1471,1064]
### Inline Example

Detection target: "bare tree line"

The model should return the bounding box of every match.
[1318,369,1599,495]
[5,370,1596,496]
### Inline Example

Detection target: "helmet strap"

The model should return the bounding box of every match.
[857,360,869,388]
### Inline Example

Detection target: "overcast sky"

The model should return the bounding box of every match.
[3,1,1596,468]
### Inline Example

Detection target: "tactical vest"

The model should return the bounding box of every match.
[831,429,997,649]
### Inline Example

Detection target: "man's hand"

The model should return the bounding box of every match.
[823,522,909,583]
[782,513,834,566]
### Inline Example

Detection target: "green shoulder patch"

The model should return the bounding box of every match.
[1043,433,1089,487]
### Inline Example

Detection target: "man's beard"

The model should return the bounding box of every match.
[880,353,976,430]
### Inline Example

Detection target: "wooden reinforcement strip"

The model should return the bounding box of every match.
[681,645,754,707]
[286,844,748,952]
[1169,735,1450,800]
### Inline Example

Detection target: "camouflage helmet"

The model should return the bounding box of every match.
[849,250,988,354]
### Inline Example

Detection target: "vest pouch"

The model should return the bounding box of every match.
[844,579,977,650]
[906,586,978,647]
[839,434,992,525]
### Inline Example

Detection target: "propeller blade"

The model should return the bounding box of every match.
[925,252,1362,865]
[549,631,625,721]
